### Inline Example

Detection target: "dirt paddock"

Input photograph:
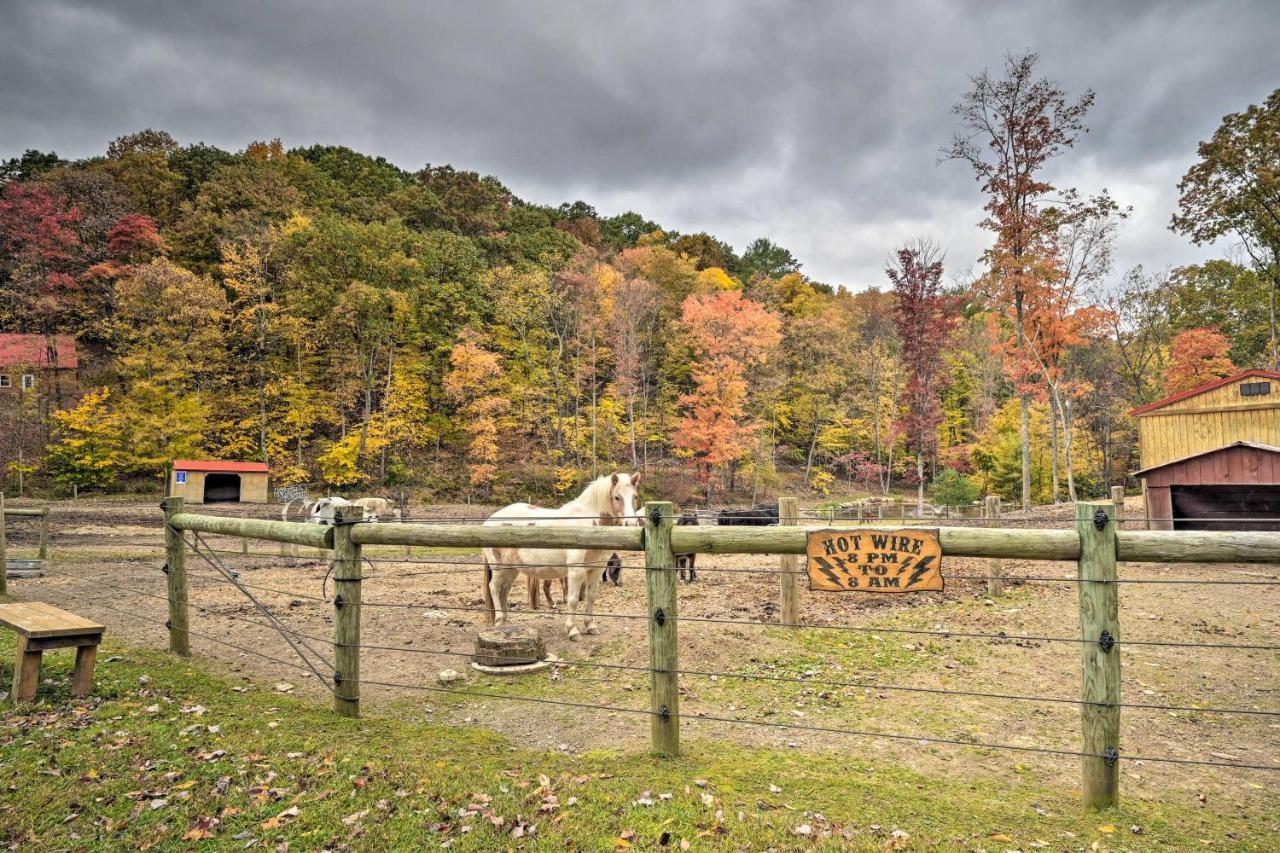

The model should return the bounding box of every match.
[5,497,1278,825]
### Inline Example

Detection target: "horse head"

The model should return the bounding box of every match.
[604,471,643,526]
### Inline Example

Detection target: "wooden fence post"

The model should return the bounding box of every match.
[778,497,799,627]
[0,493,7,598]
[644,500,679,756]
[38,507,49,560]
[162,497,190,656]
[984,495,1004,597]
[1076,500,1121,810]
[1111,486,1125,532]
[332,504,364,718]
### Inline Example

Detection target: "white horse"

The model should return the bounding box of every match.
[483,472,642,640]
[308,496,351,525]
[351,496,399,522]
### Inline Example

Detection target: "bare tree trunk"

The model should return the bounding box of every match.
[1062,396,1078,502]
[589,329,598,477]
[626,391,638,469]
[1101,417,1111,487]
[257,362,269,465]
[1049,393,1060,504]
[804,409,821,486]
[1014,289,1032,510]
[1271,272,1278,371]
[357,352,374,459]
[916,451,925,516]
[379,348,393,484]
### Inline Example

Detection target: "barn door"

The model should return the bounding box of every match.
[1170,485,1280,531]
[203,473,242,503]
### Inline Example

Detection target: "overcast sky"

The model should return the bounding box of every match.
[3,0,1277,289]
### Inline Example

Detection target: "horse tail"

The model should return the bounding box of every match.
[482,556,496,625]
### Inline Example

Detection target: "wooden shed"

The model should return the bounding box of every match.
[1130,369,1280,530]
[1134,442,1280,530]
[1130,368,1280,470]
[169,460,269,504]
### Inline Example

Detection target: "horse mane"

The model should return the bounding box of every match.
[574,474,618,518]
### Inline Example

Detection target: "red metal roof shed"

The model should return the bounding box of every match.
[172,460,270,474]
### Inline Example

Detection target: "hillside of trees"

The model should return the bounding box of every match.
[1,55,1276,507]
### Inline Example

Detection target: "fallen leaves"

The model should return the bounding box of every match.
[261,805,300,830]
[182,817,219,841]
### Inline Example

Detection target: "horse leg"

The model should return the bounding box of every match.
[527,575,541,610]
[559,577,568,600]
[482,560,496,625]
[488,569,507,626]
[583,565,602,635]
[497,572,515,621]
[543,579,556,606]
[564,557,585,640]
[689,553,697,582]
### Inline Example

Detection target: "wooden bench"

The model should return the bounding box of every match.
[0,602,105,703]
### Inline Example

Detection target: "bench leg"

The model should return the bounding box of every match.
[11,637,42,703]
[71,644,98,697]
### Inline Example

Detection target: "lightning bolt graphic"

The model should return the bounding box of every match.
[905,555,936,588]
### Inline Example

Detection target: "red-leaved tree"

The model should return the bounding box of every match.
[888,241,953,514]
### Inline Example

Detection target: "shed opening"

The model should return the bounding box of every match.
[1170,485,1280,531]
[203,473,242,503]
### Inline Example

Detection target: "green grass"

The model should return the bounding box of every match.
[1,637,1275,850]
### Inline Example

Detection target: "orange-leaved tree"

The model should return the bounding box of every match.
[672,290,781,500]
[443,328,509,498]
[945,52,1094,509]
[1164,327,1236,394]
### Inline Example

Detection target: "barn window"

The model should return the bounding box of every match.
[0,375,9,388]
[1240,381,1272,397]
[21,374,34,389]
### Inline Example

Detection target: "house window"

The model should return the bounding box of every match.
[20,374,35,389]
[0,375,9,388]
[1241,381,1272,398]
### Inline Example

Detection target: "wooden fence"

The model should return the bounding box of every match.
[0,494,52,596]
[160,495,1280,812]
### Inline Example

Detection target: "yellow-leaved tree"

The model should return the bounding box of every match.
[443,329,509,498]
[46,387,124,491]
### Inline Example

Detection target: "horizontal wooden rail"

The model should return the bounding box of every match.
[1117,530,1280,564]
[351,522,643,551]
[168,513,333,549]
[669,525,1082,560]
[163,513,1280,565]
[2,507,47,518]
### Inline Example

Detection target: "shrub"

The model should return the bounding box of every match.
[931,467,979,507]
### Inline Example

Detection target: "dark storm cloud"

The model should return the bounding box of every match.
[2,0,1277,286]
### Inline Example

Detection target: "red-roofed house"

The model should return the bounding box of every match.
[0,333,79,396]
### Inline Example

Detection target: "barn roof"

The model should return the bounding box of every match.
[0,333,78,369]
[173,460,270,474]
[1129,368,1280,417]
[1133,440,1280,476]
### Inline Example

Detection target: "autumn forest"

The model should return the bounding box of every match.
[2,54,1277,508]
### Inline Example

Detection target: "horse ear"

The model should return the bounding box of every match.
[610,472,619,486]
[630,471,641,487]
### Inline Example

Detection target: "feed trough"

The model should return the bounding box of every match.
[5,558,44,579]
[470,626,556,675]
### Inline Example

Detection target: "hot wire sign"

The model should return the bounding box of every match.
[805,528,944,592]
